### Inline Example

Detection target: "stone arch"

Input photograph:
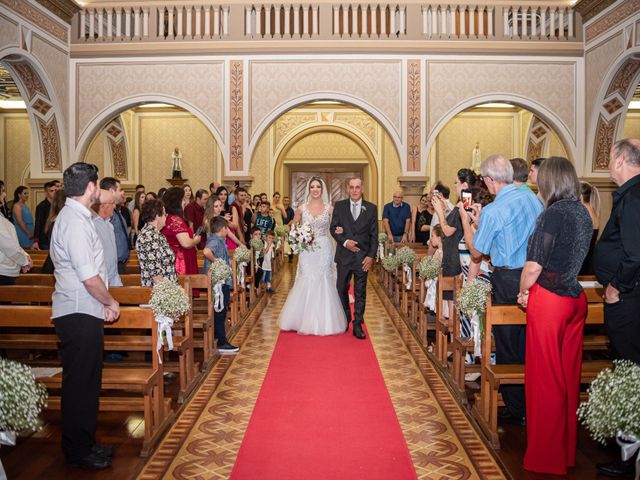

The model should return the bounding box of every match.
[75,94,225,170]
[424,94,576,171]
[248,93,403,171]
[272,125,380,205]
[587,48,640,172]
[0,47,67,175]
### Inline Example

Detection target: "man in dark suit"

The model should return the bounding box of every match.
[330,178,378,339]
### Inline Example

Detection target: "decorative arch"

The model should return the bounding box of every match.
[75,94,225,170]
[0,47,67,175]
[273,125,380,206]
[587,48,640,172]
[248,93,403,172]
[424,94,577,170]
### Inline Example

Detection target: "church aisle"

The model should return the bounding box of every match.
[139,265,506,479]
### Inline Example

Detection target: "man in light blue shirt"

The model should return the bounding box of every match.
[463,154,542,424]
[92,190,122,287]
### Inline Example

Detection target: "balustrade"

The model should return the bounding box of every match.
[244,5,319,38]
[332,4,407,38]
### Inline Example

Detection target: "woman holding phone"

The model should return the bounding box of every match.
[161,187,201,276]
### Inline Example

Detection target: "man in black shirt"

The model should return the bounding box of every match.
[33,180,60,250]
[594,138,640,365]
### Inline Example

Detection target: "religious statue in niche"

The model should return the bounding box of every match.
[471,141,482,172]
[171,147,183,179]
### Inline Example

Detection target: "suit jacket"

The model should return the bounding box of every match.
[330,199,378,268]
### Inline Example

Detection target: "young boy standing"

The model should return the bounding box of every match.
[250,227,263,289]
[253,201,275,236]
[203,216,238,354]
[261,230,275,294]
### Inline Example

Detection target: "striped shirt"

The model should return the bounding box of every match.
[473,183,542,269]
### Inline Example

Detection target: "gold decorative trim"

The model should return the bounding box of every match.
[0,0,68,43]
[37,114,61,171]
[33,0,78,24]
[230,60,243,172]
[407,60,421,172]
[585,0,640,42]
[593,115,616,170]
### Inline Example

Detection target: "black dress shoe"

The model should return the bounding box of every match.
[353,324,366,340]
[67,451,112,470]
[596,458,635,477]
[92,443,115,458]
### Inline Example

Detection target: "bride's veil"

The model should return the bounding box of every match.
[304,177,330,206]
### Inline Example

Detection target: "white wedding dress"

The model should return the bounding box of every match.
[279,203,347,335]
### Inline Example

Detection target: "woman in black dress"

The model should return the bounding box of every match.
[411,193,433,244]
[579,181,600,276]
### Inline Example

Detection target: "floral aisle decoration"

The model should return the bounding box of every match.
[249,237,265,269]
[381,254,399,272]
[274,225,289,250]
[209,259,233,313]
[0,358,48,478]
[377,232,388,260]
[150,278,190,362]
[288,223,316,255]
[395,246,416,290]
[233,245,251,288]
[456,280,492,358]
[578,360,640,480]
[418,256,442,312]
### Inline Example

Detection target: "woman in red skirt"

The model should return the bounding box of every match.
[517,157,593,475]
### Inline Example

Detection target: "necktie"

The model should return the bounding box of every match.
[351,202,358,221]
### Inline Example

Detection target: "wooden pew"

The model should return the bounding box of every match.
[472,288,610,448]
[0,304,174,457]
[433,273,458,369]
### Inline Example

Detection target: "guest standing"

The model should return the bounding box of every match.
[594,139,640,364]
[282,196,295,225]
[0,212,32,285]
[41,190,67,274]
[411,193,433,244]
[91,190,123,287]
[12,186,34,248]
[0,180,11,221]
[185,189,209,249]
[101,178,130,274]
[579,181,600,276]
[131,190,146,244]
[50,162,119,470]
[382,191,412,243]
[216,186,231,214]
[466,155,543,424]
[33,180,59,250]
[161,187,201,275]
[229,187,248,246]
[136,199,177,287]
[517,157,592,475]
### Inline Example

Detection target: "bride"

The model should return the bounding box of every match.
[279,177,347,335]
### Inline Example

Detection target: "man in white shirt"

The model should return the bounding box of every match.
[92,190,123,287]
[50,162,120,470]
[0,214,32,284]
[429,182,454,230]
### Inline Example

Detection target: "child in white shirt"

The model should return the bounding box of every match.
[261,230,275,294]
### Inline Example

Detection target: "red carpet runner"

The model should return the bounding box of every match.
[231,326,418,479]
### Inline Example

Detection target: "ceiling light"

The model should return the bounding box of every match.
[0,100,26,109]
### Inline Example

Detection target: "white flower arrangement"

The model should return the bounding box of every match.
[418,256,441,281]
[381,254,400,272]
[150,278,190,320]
[456,280,492,336]
[578,360,640,444]
[209,258,233,286]
[274,225,290,238]
[0,358,48,434]
[378,232,388,244]
[233,245,251,264]
[395,246,416,266]
[288,223,316,255]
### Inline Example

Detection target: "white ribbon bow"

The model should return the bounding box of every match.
[424,279,437,311]
[378,243,385,261]
[155,314,174,364]
[404,264,412,290]
[214,282,225,312]
[276,238,281,250]
[470,311,482,359]
[254,251,260,270]
[617,432,640,480]
[237,262,247,289]
[0,431,15,480]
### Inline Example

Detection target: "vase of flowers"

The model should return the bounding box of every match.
[288,223,316,255]
[578,360,640,479]
[209,258,233,313]
[149,279,190,359]
[0,358,48,477]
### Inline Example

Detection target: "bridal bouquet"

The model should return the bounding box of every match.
[288,223,316,255]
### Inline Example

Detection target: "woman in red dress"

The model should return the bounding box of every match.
[161,187,202,275]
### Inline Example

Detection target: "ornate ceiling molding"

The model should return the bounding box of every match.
[33,0,79,24]
[0,0,69,43]
[575,0,618,23]
[584,0,640,43]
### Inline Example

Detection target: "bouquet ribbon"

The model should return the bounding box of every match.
[255,252,260,269]
[424,279,437,311]
[404,265,412,290]
[617,432,640,480]
[378,243,385,261]
[155,314,174,364]
[0,431,15,480]
[470,311,482,359]
[214,282,225,313]
[237,262,247,289]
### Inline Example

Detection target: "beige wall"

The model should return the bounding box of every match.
[623,112,640,139]
[84,131,105,174]
[2,114,30,194]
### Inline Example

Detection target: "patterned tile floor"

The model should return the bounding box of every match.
[137,266,507,479]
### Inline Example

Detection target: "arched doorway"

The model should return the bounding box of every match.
[249,101,401,208]
[81,103,222,194]
[426,102,570,187]
[621,84,640,140]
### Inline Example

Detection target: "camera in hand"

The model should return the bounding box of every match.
[462,189,473,212]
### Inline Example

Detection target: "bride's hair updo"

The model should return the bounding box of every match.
[309,176,323,193]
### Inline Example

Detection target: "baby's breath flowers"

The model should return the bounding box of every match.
[150,278,190,319]
[0,358,48,434]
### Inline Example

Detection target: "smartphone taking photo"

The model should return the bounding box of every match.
[461,189,473,212]
[195,226,204,237]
